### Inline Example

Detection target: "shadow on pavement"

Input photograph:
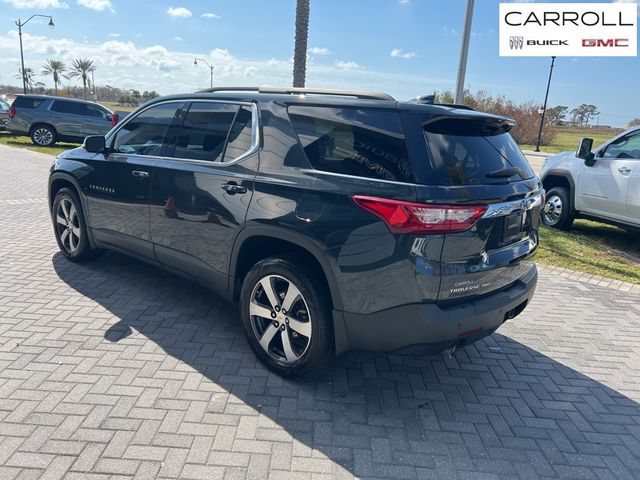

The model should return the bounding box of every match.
[53,250,640,479]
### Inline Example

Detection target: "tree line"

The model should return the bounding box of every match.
[9,58,159,106]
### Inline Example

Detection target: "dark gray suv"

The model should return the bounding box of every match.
[48,87,541,376]
[8,95,116,146]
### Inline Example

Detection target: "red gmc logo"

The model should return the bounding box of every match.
[582,38,629,47]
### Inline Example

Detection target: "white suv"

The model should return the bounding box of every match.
[539,126,640,232]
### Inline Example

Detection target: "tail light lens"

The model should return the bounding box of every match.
[9,107,16,119]
[352,195,487,235]
[111,113,118,127]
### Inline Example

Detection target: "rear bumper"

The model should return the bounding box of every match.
[336,264,537,354]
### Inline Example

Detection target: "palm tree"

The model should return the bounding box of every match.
[292,0,310,88]
[68,58,96,100]
[15,67,39,93]
[41,60,67,96]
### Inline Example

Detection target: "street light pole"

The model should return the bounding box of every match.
[455,0,475,104]
[15,14,55,94]
[194,58,214,89]
[535,56,556,152]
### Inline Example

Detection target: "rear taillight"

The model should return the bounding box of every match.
[352,195,487,235]
[9,107,15,119]
[111,113,119,127]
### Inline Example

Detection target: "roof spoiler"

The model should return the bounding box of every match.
[410,94,475,111]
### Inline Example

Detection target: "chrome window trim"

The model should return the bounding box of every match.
[299,168,423,187]
[106,99,260,167]
[482,192,543,218]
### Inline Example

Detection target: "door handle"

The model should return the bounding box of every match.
[221,182,247,194]
[131,170,150,178]
[618,167,631,175]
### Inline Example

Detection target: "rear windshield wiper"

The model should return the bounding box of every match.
[486,167,522,178]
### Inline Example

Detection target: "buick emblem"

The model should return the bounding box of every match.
[509,36,524,50]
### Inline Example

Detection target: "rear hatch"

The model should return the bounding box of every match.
[401,107,542,303]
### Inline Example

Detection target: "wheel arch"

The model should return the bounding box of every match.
[229,226,348,355]
[30,122,58,136]
[49,172,97,249]
[541,171,576,215]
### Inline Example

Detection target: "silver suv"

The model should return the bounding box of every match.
[7,95,117,146]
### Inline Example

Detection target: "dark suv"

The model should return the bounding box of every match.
[8,94,116,146]
[48,87,541,376]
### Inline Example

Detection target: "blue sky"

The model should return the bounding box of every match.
[1,0,638,126]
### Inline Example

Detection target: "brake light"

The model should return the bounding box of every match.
[352,195,487,235]
[111,113,119,127]
[9,107,15,119]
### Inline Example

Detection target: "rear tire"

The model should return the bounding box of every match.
[542,187,574,230]
[31,124,57,146]
[52,188,101,262]
[240,256,333,377]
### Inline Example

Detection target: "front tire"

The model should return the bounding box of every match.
[31,125,57,146]
[240,256,333,377]
[542,187,574,230]
[52,188,100,262]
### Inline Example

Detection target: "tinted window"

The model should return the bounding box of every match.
[51,100,84,115]
[288,106,414,183]
[13,96,45,109]
[222,106,253,162]
[173,102,238,162]
[84,103,111,120]
[602,131,640,160]
[113,102,181,156]
[424,121,535,185]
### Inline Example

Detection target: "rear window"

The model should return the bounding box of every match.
[12,96,45,109]
[424,118,535,185]
[288,106,415,183]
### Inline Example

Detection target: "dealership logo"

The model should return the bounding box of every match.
[509,36,524,50]
[582,38,629,47]
[500,3,637,57]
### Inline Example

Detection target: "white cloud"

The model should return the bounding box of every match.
[398,0,411,5]
[3,0,68,8]
[167,6,192,18]
[173,36,183,41]
[77,0,113,11]
[201,12,221,19]
[309,47,331,55]
[335,60,360,70]
[390,48,416,59]
[109,33,120,37]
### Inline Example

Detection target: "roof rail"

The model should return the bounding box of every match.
[197,86,395,101]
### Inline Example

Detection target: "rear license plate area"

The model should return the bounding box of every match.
[502,212,527,246]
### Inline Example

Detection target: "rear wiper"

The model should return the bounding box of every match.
[486,167,522,178]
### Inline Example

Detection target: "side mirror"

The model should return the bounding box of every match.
[577,137,595,166]
[84,135,106,153]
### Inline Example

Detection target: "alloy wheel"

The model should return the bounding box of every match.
[56,197,81,254]
[249,274,312,364]
[33,128,53,146]
[542,194,563,226]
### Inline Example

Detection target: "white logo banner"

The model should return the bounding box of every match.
[499,3,637,57]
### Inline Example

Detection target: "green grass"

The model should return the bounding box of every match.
[521,127,622,154]
[0,131,78,156]
[537,219,640,284]
[102,102,135,112]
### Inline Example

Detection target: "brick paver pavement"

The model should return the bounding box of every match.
[1,144,639,480]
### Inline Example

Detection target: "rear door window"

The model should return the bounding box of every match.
[288,106,415,183]
[222,106,253,162]
[423,119,535,185]
[112,102,183,157]
[173,102,238,162]
[51,100,84,115]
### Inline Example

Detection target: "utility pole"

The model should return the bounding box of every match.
[194,58,214,89]
[455,0,474,104]
[535,56,556,152]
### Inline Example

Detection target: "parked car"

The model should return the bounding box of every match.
[48,87,541,376]
[540,126,640,232]
[7,94,118,146]
[0,99,10,130]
